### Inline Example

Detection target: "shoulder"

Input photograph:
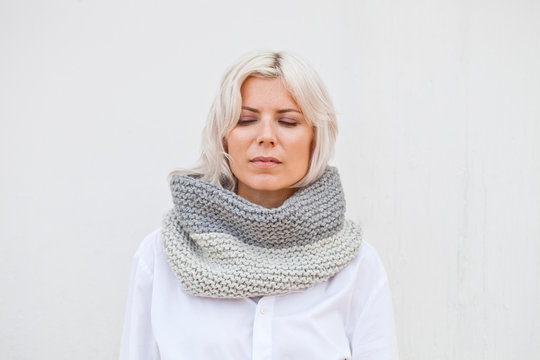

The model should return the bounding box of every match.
[352,240,388,283]
[342,239,390,312]
[132,228,163,274]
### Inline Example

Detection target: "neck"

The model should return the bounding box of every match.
[237,186,297,209]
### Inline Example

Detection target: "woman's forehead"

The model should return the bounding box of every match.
[240,77,300,111]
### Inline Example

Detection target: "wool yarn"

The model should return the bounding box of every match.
[162,166,362,299]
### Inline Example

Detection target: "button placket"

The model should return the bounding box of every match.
[251,296,276,360]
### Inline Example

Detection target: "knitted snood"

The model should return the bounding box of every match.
[162,166,363,299]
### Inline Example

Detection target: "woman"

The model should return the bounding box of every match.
[120,50,398,359]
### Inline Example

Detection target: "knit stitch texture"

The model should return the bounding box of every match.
[162,166,363,298]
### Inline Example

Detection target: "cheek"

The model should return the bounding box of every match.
[295,131,313,153]
[285,132,313,164]
[226,131,245,156]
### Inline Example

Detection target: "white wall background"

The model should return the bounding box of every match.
[1,0,539,359]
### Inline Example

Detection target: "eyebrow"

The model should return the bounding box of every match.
[242,106,302,114]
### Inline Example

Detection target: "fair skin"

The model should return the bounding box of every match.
[226,76,313,209]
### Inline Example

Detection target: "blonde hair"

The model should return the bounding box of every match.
[170,50,338,191]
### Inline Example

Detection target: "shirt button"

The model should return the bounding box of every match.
[260,306,267,315]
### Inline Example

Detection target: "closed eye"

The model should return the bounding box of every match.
[279,118,297,126]
[237,118,256,125]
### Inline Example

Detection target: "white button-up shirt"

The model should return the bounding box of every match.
[120,228,398,360]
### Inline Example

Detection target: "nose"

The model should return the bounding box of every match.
[256,117,277,146]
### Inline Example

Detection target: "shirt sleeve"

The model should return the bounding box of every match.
[119,239,161,360]
[350,246,399,360]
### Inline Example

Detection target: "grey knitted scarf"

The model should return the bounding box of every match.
[162,166,362,299]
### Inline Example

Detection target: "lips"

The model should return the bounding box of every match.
[250,156,281,168]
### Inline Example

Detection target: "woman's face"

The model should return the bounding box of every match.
[226,76,313,204]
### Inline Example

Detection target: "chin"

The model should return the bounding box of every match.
[241,176,291,193]
[247,182,286,192]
